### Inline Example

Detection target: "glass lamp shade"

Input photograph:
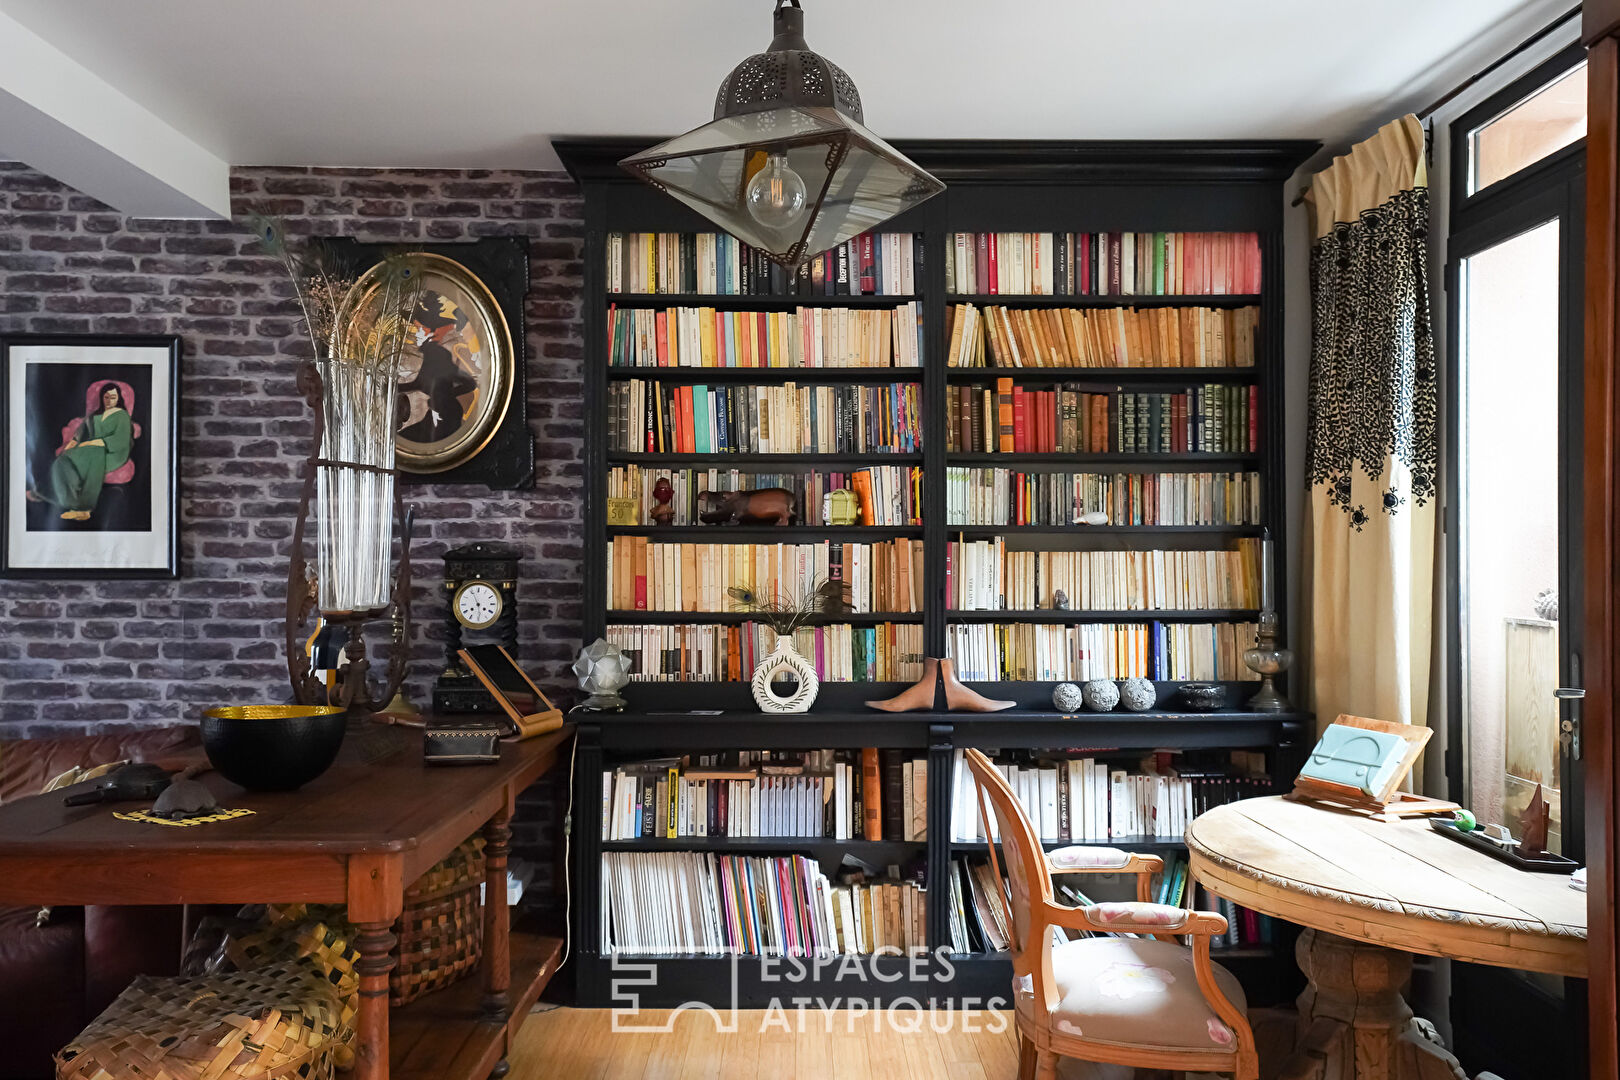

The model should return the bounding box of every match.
[618,2,943,268]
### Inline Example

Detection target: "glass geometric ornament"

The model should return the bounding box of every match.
[620,0,944,269]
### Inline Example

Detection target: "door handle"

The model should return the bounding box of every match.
[1554,687,1584,699]
[1556,668,1582,757]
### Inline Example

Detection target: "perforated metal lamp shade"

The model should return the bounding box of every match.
[619,0,944,269]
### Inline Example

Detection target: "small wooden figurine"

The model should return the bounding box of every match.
[1521,784,1551,854]
[649,476,675,526]
[697,487,797,525]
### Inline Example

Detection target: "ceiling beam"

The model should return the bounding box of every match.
[0,9,229,219]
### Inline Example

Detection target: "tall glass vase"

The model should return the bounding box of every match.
[314,357,399,617]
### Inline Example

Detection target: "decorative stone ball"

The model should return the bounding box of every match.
[1081,679,1119,712]
[1052,682,1084,712]
[1052,589,1070,610]
[1534,588,1559,622]
[1119,677,1156,712]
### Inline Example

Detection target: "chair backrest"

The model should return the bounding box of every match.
[963,747,1060,1017]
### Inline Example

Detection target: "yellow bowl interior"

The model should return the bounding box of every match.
[203,705,346,721]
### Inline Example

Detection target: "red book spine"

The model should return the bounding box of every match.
[655,310,669,367]
[1108,233,1122,295]
[975,234,990,294]
[1079,233,1091,295]
[1042,391,1055,453]
[986,233,999,295]
[1012,385,1027,453]
[1248,384,1260,452]
[859,233,876,294]
[678,386,694,453]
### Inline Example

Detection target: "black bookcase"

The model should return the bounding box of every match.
[557,138,1317,1009]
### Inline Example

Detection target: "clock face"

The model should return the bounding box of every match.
[454,580,503,630]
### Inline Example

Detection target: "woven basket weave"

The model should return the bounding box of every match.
[55,967,345,1080]
[391,836,485,1006]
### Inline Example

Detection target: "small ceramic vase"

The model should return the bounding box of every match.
[751,637,819,713]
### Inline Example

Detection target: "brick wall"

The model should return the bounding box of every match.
[0,163,586,901]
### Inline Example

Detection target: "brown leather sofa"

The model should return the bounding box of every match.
[0,727,199,1080]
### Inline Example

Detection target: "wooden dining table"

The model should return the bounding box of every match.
[0,723,571,1080]
[1187,796,1587,1080]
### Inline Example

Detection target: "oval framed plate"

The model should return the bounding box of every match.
[343,252,515,474]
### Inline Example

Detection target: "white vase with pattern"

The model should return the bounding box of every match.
[750,636,819,713]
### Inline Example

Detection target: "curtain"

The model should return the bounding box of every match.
[1303,114,1437,734]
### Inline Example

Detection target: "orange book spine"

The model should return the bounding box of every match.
[862,747,883,841]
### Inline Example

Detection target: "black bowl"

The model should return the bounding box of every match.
[201,705,347,791]
[1175,683,1227,712]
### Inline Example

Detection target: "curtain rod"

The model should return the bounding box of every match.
[1291,4,1581,208]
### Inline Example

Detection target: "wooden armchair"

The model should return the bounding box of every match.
[963,748,1256,1080]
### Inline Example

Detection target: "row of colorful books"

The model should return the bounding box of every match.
[607,380,922,455]
[947,303,1258,369]
[944,468,1263,528]
[605,538,927,614]
[603,622,926,683]
[607,231,923,296]
[945,231,1262,297]
[945,540,1261,612]
[943,621,1261,683]
[948,381,1259,456]
[607,465,922,527]
[602,749,927,842]
[607,302,924,368]
[600,851,926,956]
[948,751,1270,844]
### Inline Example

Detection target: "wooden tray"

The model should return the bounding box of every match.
[1429,818,1580,874]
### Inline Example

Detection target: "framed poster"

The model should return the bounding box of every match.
[327,237,533,488]
[1,334,180,579]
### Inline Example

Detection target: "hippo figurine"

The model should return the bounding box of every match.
[697,487,797,526]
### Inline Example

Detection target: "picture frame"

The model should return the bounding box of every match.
[325,237,534,489]
[1,334,181,579]
[457,644,565,741]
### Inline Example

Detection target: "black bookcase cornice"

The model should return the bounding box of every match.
[555,137,1322,186]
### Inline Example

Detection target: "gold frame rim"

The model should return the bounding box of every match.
[342,252,516,474]
[202,705,346,720]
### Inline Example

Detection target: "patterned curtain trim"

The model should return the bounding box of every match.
[1304,116,1437,521]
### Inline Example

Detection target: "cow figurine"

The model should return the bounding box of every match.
[697,487,797,526]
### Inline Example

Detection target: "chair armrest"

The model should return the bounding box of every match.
[1046,845,1163,876]
[1042,899,1227,936]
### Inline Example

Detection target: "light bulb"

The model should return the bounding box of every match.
[745,154,808,229]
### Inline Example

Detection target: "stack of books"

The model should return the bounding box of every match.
[608,380,922,454]
[608,465,923,527]
[601,851,926,955]
[945,231,1261,296]
[608,302,923,368]
[944,468,1262,527]
[947,303,1257,368]
[604,622,926,683]
[607,538,926,614]
[601,749,927,842]
[947,380,1257,455]
[949,750,1270,843]
[945,540,1261,611]
[944,621,1261,683]
[607,231,923,296]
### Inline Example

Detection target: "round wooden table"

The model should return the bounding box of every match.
[1186,796,1586,1080]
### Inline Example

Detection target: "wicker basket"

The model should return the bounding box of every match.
[55,967,345,1080]
[390,835,485,1006]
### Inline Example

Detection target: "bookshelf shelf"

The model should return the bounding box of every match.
[948,836,1187,854]
[946,609,1261,622]
[609,452,924,466]
[609,525,924,540]
[609,293,920,308]
[607,366,926,383]
[563,136,1317,1010]
[946,452,1260,467]
[945,293,1263,307]
[605,610,923,625]
[946,524,1264,537]
[943,366,1258,383]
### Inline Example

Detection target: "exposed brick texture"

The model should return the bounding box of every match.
[0,163,585,903]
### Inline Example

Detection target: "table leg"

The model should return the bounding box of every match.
[1277,929,1466,1080]
[481,808,512,1025]
[353,921,398,1080]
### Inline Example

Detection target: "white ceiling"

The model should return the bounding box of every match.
[0,0,1578,173]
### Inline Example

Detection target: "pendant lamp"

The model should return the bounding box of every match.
[620,0,944,268]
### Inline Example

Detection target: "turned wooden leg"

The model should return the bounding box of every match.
[1285,929,1466,1080]
[481,808,512,1024]
[353,921,398,1080]
[1033,1049,1058,1080]
[1017,1034,1036,1080]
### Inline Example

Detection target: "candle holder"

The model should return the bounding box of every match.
[1243,610,1294,712]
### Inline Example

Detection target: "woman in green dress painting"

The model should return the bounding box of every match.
[26,384,133,522]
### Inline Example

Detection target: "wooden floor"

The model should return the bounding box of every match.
[511,1006,1023,1079]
